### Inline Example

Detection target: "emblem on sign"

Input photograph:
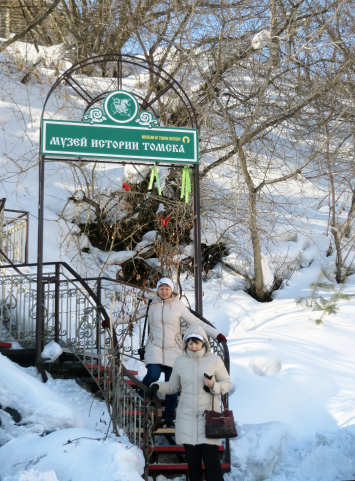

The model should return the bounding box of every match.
[103,90,139,124]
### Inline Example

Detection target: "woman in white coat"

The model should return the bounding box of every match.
[147,323,232,481]
[118,277,227,428]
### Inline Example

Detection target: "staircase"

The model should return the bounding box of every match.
[0,198,231,480]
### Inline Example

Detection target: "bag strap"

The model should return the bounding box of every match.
[211,386,227,412]
[140,299,153,349]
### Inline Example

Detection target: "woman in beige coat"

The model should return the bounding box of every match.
[147,323,232,481]
[121,277,227,428]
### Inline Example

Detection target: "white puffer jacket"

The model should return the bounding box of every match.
[155,324,232,446]
[126,293,221,367]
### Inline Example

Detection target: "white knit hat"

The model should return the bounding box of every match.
[156,277,174,292]
[185,333,205,343]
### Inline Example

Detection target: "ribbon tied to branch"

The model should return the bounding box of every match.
[161,216,170,227]
[181,166,192,203]
[148,164,162,196]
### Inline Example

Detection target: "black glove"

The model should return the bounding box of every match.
[146,383,159,398]
[203,373,213,393]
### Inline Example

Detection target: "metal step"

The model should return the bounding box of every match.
[153,428,176,434]
[148,462,230,473]
[144,445,225,453]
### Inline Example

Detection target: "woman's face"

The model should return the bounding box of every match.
[187,338,204,352]
[158,284,172,300]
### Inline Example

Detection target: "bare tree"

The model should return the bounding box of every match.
[0,0,61,53]
[163,0,355,301]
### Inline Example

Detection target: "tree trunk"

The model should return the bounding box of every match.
[325,118,343,284]
[248,189,266,302]
[331,228,343,283]
[238,145,266,302]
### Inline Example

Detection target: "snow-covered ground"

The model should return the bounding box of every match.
[0,355,145,481]
[1,41,355,480]
[198,268,355,480]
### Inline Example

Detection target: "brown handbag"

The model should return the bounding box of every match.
[204,394,238,439]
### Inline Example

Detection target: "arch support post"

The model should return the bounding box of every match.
[36,154,47,382]
[193,164,203,316]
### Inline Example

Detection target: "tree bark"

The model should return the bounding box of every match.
[248,189,266,302]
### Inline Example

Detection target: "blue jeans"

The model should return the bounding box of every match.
[142,364,178,422]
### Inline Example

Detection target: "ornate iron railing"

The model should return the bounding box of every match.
[0,265,145,375]
[0,199,29,265]
[0,262,230,477]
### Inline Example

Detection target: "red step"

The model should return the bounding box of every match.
[149,463,230,472]
[125,379,135,385]
[85,363,138,376]
[0,342,12,348]
[143,446,224,453]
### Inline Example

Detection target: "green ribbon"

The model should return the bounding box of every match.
[181,166,192,203]
[148,164,161,196]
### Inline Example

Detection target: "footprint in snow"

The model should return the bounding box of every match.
[250,358,282,376]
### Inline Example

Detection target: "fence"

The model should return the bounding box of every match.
[0,263,150,373]
[0,199,29,265]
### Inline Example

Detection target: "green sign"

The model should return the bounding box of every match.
[41,90,199,165]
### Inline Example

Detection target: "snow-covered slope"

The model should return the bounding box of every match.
[1,42,355,480]
[0,355,144,481]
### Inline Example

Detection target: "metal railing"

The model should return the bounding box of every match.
[0,199,29,265]
[0,264,142,376]
[0,262,230,477]
[82,276,155,362]
[0,262,159,477]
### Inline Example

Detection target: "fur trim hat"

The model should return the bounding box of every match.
[185,333,206,343]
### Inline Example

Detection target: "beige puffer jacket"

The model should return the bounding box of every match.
[127,293,221,368]
[155,324,232,446]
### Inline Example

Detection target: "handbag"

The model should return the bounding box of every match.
[204,393,238,439]
[137,299,152,361]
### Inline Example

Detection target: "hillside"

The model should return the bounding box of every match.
[0,41,355,481]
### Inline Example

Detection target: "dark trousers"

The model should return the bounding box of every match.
[183,444,224,481]
[141,364,178,421]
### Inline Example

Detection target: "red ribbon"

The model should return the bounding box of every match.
[161,216,170,227]
[122,182,131,191]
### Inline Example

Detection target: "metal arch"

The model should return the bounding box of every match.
[40,54,198,128]
[37,54,203,377]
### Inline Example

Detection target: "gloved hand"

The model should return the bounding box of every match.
[217,333,227,343]
[146,383,159,398]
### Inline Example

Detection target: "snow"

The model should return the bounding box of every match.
[0,39,68,69]
[252,30,270,50]
[0,356,145,480]
[226,422,355,481]
[0,354,83,432]
[0,428,144,481]
[106,249,136,265]
[1,40,355,480]
[41,341,62,362]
